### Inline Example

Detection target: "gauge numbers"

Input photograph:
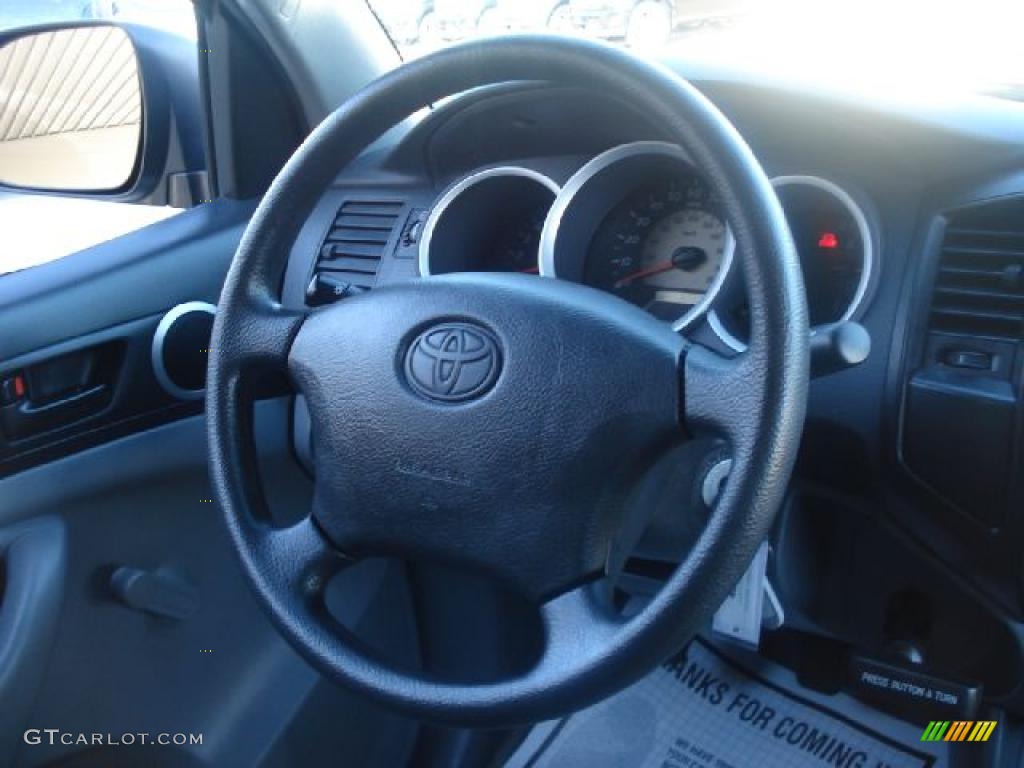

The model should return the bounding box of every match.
[584,176,727,323]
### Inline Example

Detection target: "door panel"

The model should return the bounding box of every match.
[0,517,64,762]
[0,402,313,767]
[1,401,417,767]
[0,200,420,766]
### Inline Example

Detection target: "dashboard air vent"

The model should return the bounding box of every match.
[930,199,1024,340]
[306,199,404,305]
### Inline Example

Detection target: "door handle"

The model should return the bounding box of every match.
[0,384,110,441]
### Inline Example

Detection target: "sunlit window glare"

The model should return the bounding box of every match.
[372,0,1024,97]
[677,0,1024,95]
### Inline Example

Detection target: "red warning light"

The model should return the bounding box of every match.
[818,231,839,249]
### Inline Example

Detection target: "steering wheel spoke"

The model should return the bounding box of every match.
[536,581,625,675]
[253,515,351,599]
[683,342,758,447]
[217,299,306,378]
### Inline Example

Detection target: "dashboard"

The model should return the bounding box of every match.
[281,78,1024,706]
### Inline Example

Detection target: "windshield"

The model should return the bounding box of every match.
[367,0,1024,96]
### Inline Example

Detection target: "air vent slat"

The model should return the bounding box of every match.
[307,199,404,306]
[934,285,1024,304]
[941,245,1024,259]
[928,201,1024,341]
[931,306,1021,323]
[938,265,1009,278]
[944,226,1024,241]
[322,241,387,259]
[317,257,382,274]
[333,213,401,229]
[325,227,394,244]
[339,201,403,216]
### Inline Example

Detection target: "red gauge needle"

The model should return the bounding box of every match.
[519,265,539,274]
[613,260,674,288]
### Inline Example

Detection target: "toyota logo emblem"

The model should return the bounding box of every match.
[404,323,501,403]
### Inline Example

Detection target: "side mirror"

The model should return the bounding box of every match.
[0,22,207,206]
[0,26,142,192]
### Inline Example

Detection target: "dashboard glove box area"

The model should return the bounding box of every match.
[903,367,1018,529]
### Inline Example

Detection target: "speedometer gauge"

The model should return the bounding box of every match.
[584,178,727,323]
[540,141,734,331]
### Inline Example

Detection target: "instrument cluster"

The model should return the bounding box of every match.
[419,142,875,341]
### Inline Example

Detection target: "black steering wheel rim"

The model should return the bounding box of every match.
[207,35,808,726]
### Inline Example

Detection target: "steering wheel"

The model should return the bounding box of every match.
[207,35,808,726]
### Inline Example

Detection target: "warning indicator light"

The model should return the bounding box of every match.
[818,231,839,249]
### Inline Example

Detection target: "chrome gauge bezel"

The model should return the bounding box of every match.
[773,175,875,324]
[539,141,735,333]
[418,166,561,277]
[709,174,876,353]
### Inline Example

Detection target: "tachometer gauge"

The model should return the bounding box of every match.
[489,205,548,274]
[420,167,558,276]
[584,178,727,322]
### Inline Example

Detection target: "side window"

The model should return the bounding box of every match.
[0,1,201,274]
